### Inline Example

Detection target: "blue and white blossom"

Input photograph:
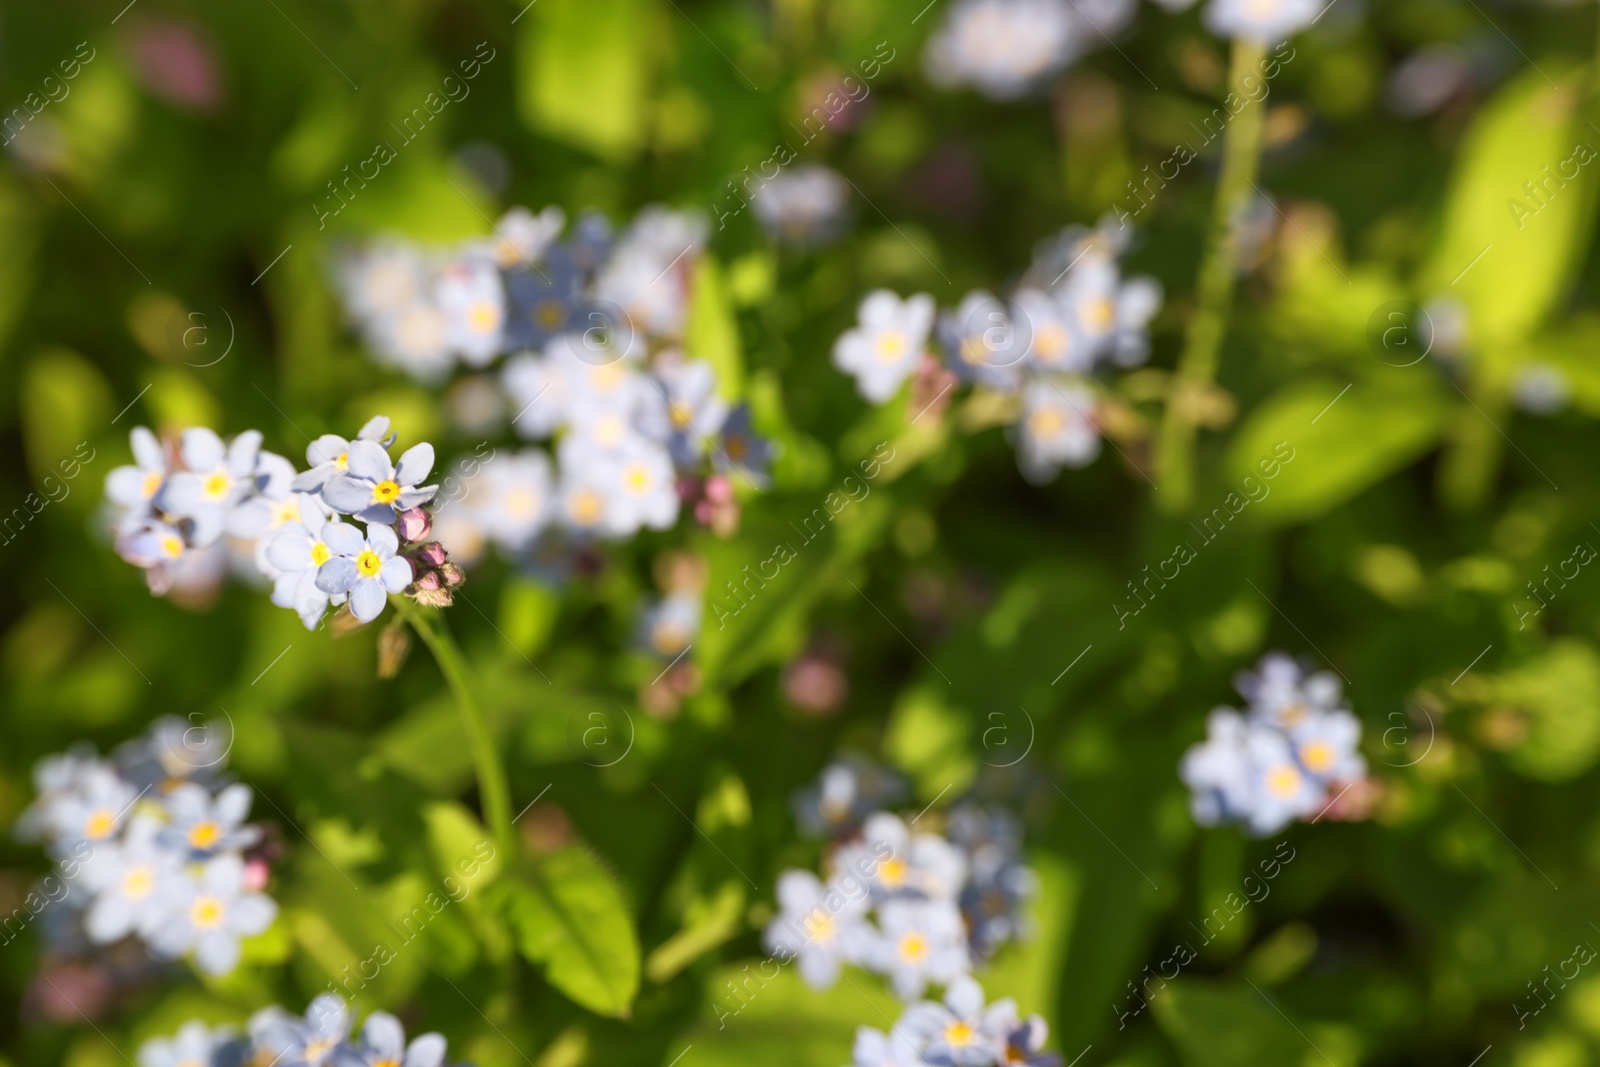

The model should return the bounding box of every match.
[1181,652,1370,835]
[13,719,278,980]
[145,996,458,1067]
[315,521,415,623]
[831,222,1158,485]
[763,869,873,990]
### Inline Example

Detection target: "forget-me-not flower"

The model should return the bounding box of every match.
[322,439,437,525]
[834,291,936,404]
[148,853,278,976]
[314,522,414,623]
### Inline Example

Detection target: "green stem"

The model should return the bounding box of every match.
[391,597,515,857]
[1155,37,1270,515]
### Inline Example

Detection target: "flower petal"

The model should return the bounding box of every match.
[362,1013,406,1059]
[379,555,414,593]
[322,522,365,556]
[366,523,399,556]
[306,434,349,469]
[131,426,165,469]
[322,475,375,514]
[180,428,225,472]
[345,439,393,482]
[317,558,359,594]
[350,579,386,622]
[396,442,435,486]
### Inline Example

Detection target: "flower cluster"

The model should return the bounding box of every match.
[332,205,773,564]
[848,976,1062,1067]
[751,165,851,247]
[767,758,1036,1000]
[1180,652,1370,836]
[922,0,1323,99]
[832,220,1159,483]
[14,717,276,978]
[137,994,456,1067]
[105,416,457,628]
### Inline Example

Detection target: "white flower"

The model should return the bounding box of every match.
[338,243,428,323]
[763,869,872,990]
[436,254,506,367]
[654,354,730,466]
[322,438,438,525]
[1234,652,1344,729]
[1203,0,1322,43]
[293,416,394,494]
[372,300,454,382]
[137,1021,240,1067]
[105,427,171,535]
[639,591,701,657]
[843,812,967,902]
[752,166,851,246]
[475,449,554,553]
[147,853,278,976]
[1011,289,1091,374]
[1011,380,1101,484]
[595,207,708,339]
[606,435,680,534]
[156,428,264,547]
[44,764,138,856]
[485,205,566,269]
[924,0,1083,100]
[833,291,936,403]
[266,517,355,629]
[342,1010,449,1067]
[849,1025,926,1067]
[79,816,183,945]
[158,782,261,859]
[502,351,572,440]
[867,898,971,999]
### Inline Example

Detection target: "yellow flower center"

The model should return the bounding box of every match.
[189,821,221,850]
[590,362,626,394]
[1081,297,1114,333]
[191,895,226,929]
[1300,740,1336,774]
[1028,407,1066,439]
[85,809,117,840]
[878,856,908,888]
[801,910,836,943]
[570,489,604,526]
[875,330,908,363]
[273,500,300,526]
[504,488,539,519]
[669,402,694,430]
[310,542,331,566]
[122,865,155,900]
[142,471,164,498]
[335,451,349,470]
[960,336,989,365]
[468,299,500,332]
[1266,764,1303,799]
[202,472,232,500]
[161,534,186,559]
[535,299,567,330]
[1280,701,1309,726]
[624,464,652,495]
[946,1022,976,1047]
[356,550,383,578]
[371,479,402,504]
[897,931,929,963]
[652,622,690,656]
[1034,324,1068,362]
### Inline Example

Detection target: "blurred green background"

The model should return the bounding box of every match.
[5,0,1600,1064]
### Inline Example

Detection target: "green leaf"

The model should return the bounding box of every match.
[496,846,641,1017]
[1222,379,1444,524]
[1464,640,1600,781]
[422,801,503,889]
[1154,980,1359,1067]
[517,0,657,159]
[685,256,745,401]
[1423,68,1596,343]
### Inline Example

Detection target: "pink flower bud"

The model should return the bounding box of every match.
[705,474,734,505]
[413,541,449,568]
[396,507,433,542]
[414,570,443,592]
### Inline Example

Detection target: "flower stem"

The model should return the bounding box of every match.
[1155,36,1270,515]
[391,597,515,856]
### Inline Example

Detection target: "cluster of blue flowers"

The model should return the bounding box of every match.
[333,205,773,566]
[923,0,1323,101]
[14,717,275,979]
[847,975,1061,1067]
[832,221,1159,484]
[105,416,459,629]
[137,993,457,1067]
[768,758,1036,1002]
[1180,653,1369,836]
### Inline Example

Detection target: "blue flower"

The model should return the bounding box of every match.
[899,975,1015,1067]
[266,517,356,629]
[839,812,967,903]
[833,291,936,404]
[713,404,775,486]
[848,1025,925,1067]
[1011,381,1100,484]
[293,416,395,494]
[80,815,183,945]
[1001,1017,1062,1067]
[333,1010,447,1067]
[322,439,438,525]
[314,522,414,623]
[791,756,907,838]
[655,356,730,466]
[638,591,701,657]
[503,244,587,352]
[938,290,1024,392]
[1203,0,1320,42]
